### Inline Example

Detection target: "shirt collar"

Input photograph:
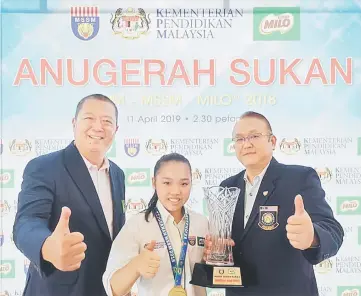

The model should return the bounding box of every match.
[81,155,110,172]
[244,161,270,185]
[156,200,187,225]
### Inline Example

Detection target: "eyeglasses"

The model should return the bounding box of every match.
[232,133,272,146]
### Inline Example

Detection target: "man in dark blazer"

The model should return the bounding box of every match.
[206,111,344,296]
[13,94,126,296]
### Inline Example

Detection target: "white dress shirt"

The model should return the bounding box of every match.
[103,201,209,296]
[243,163,270,226]
[81,155,113,238]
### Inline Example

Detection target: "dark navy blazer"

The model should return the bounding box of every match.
[13,142,126,296]
[222,158,343,296]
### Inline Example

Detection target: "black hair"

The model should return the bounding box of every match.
[75,94,118,125]
[144,153,192,222]
[239,111,273,132]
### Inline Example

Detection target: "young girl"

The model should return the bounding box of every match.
[103,153,208,296]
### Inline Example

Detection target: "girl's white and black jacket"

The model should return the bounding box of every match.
[103,201,209,296]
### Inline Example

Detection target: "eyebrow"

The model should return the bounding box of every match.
[82,113,114,119]
[161,177,190,181]
[234,130,260,136]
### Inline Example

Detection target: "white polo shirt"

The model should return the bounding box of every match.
[103,201,209,296]
[81,155,113,238]
[243,163,270,226]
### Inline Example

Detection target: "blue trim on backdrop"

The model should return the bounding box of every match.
[0,0,361,13]
[40,0,47,11]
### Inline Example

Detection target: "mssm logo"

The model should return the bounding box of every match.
[71,6,99,41]
[253,7,300,41]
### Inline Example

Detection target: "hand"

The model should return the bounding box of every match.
[135,240,160,279]
[203,234,235,262]
[42,207,87,271]
[286,195,315,250]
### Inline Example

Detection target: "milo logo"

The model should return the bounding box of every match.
[125,168,150,187]
[129,172,146,182]
[260,13,294,35]
[340,200,359,212]
[0,169,14,188]
[253,7,300,41]
[0,172,11,183]
[227,142,235,153]
[223,138,235,156]
[338,287,361,296]
[0,260,15,278]
[342,290,359,296]
[337,197,361,215]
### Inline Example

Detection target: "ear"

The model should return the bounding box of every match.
[271,135,277,150]
[111,125,119,138]
[152,177,156,190]
[72,118,76,129]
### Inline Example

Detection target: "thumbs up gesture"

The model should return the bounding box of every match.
[286,195,316,250]
[135,240,160,279]
[41,207,87,271]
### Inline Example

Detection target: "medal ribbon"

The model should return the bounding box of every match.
[153,207,189,286]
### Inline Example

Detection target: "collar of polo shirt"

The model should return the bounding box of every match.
[244,161,270,186]
[156,200,187,225]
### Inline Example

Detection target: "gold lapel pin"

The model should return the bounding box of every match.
[263,191,268,197]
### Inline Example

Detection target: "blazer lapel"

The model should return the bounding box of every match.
[231,171,246,243]
[109,165,125,239]
[63,142,111,239]
[241,158,280,242]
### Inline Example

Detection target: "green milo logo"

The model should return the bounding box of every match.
[337,286,361,296]
[223,138,235,156]
[0,260,15,278]
[253,7,301,41]
[125,168,150,187]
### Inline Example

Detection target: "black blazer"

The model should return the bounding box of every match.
[222,158,343,296]
[13,142,126,296]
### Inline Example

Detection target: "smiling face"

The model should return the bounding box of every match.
[152,160,192,217]
[72,98,118,163]
[232,116,276,169]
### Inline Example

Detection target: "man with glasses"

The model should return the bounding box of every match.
[204,111,343,296]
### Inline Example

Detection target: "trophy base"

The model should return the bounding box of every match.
[190,263,244,288]
[206,260,234,266]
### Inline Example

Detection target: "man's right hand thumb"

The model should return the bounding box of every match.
[145,240,156,251]
[54,206,71,235]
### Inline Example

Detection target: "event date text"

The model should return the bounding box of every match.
[126,114,241,124]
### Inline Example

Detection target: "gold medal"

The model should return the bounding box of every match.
[169,286,187,296]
